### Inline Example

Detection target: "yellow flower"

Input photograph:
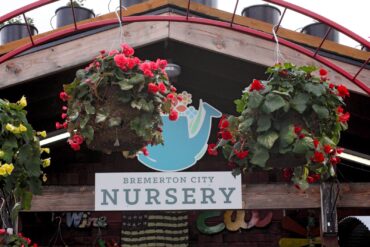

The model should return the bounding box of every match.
[2,163,14,175]
[0,150,4,158]
[42,173,48,182]
[18,124,27,132]
[0,167,6,176]
[37,131,47,138]
[5,123,16,132]
[17,96,27,108]
[40,148,50,154]
[42,158,51,168]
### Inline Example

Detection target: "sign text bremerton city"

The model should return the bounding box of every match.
[95,172,242,211]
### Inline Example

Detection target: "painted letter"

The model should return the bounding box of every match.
[200,188,216,204]
[145,189,160,205]
[123,189,140,205]
[219,187,235,203]
[182,188,196,204]
[101,189,119,205]
[165,188,177,204]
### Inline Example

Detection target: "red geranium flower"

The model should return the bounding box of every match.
[324,144,332,154]
[299,133,305,139]
[313,138,320,149]
[68,140,80,151]
[294,125,302,134]
[72,134,84,145]
[59,91,69,101]
[330,156,341,165]
[55,122,63,129]
[207,144,218,156]
[312,151,325,163]
[339,112,350,123]
[114,54,128,70]
[221,130,233,140]
[141,147,149,156]
[148,83,159,94]
[61,113,68,119]
[157,82,167,94]
[121,44,134,57]
[249,79,265,92]
[219,118,229,129]
[234,150,249,159]
[169,109,178,121]
[319,68,328,76]
[337,84,350,98]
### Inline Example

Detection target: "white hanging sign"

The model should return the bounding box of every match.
[95,172,242,211]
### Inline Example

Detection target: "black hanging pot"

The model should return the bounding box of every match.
[191,0,217,7]
[55,6,95,28]
[242,4,281,25]
[301,23,339,42]
[0,23,38,45]
[123,0,147,7]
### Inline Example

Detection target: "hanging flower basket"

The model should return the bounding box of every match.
[59,44,179,155]
[208,63,350,189]
[0,97,50,228]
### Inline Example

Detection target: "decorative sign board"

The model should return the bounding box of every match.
[137,93,222,171]
[95,172,242,211]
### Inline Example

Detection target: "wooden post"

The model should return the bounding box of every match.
[320,181,339,247]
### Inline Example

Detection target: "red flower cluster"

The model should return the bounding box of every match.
[249,79,265,92]
[207,143,218,156]
[336,84,350,98]
[68,133,84,151]
[294,124,305,139]
[337,106,350,123]
[0,230,38,246]
[114,54,140,71]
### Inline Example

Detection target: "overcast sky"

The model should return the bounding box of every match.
[0,0,369,48]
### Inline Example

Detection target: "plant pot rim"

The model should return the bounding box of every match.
[0,23,38,34]
[301,22,331,30]
[242,4,281,15]
[55,6,95,17]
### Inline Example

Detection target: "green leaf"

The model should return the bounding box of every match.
[69,111,79,121]
[117,92,131,103]
[257,131,279,149]
[76,69,86,80]
[312,104,329,119]
[262,93,286,113]
[80,115,90,129]
[84,102,95,114]
[299,65,317,74]
[235,98,246,113]
[250,147,269,167]
[95,112,108,123]
[304,83,325,97]
[293,137,314,154]
[109,117,122,127]
[131,100,142,110]
[21,191,33,210]
[257,115,271,132]
[118,80,134,90]
[291,93,309,113]
[238,117,254,132]
[129,74,145,85]
[247,91,264,109]
[279,124,296,147]
[222,145,233,160]
[81,125,94,142]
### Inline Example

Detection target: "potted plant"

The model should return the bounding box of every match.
[0,16,38,45]
[0,229,38,247]
[58,44,179,156]
[55,0,95,28]
[208,63,350,189]
[0,97,50,229]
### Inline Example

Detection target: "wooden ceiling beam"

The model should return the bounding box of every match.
[28,183,370,212]
[0,21,368,95]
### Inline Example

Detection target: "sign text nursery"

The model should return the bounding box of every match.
[95,172,242,211]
